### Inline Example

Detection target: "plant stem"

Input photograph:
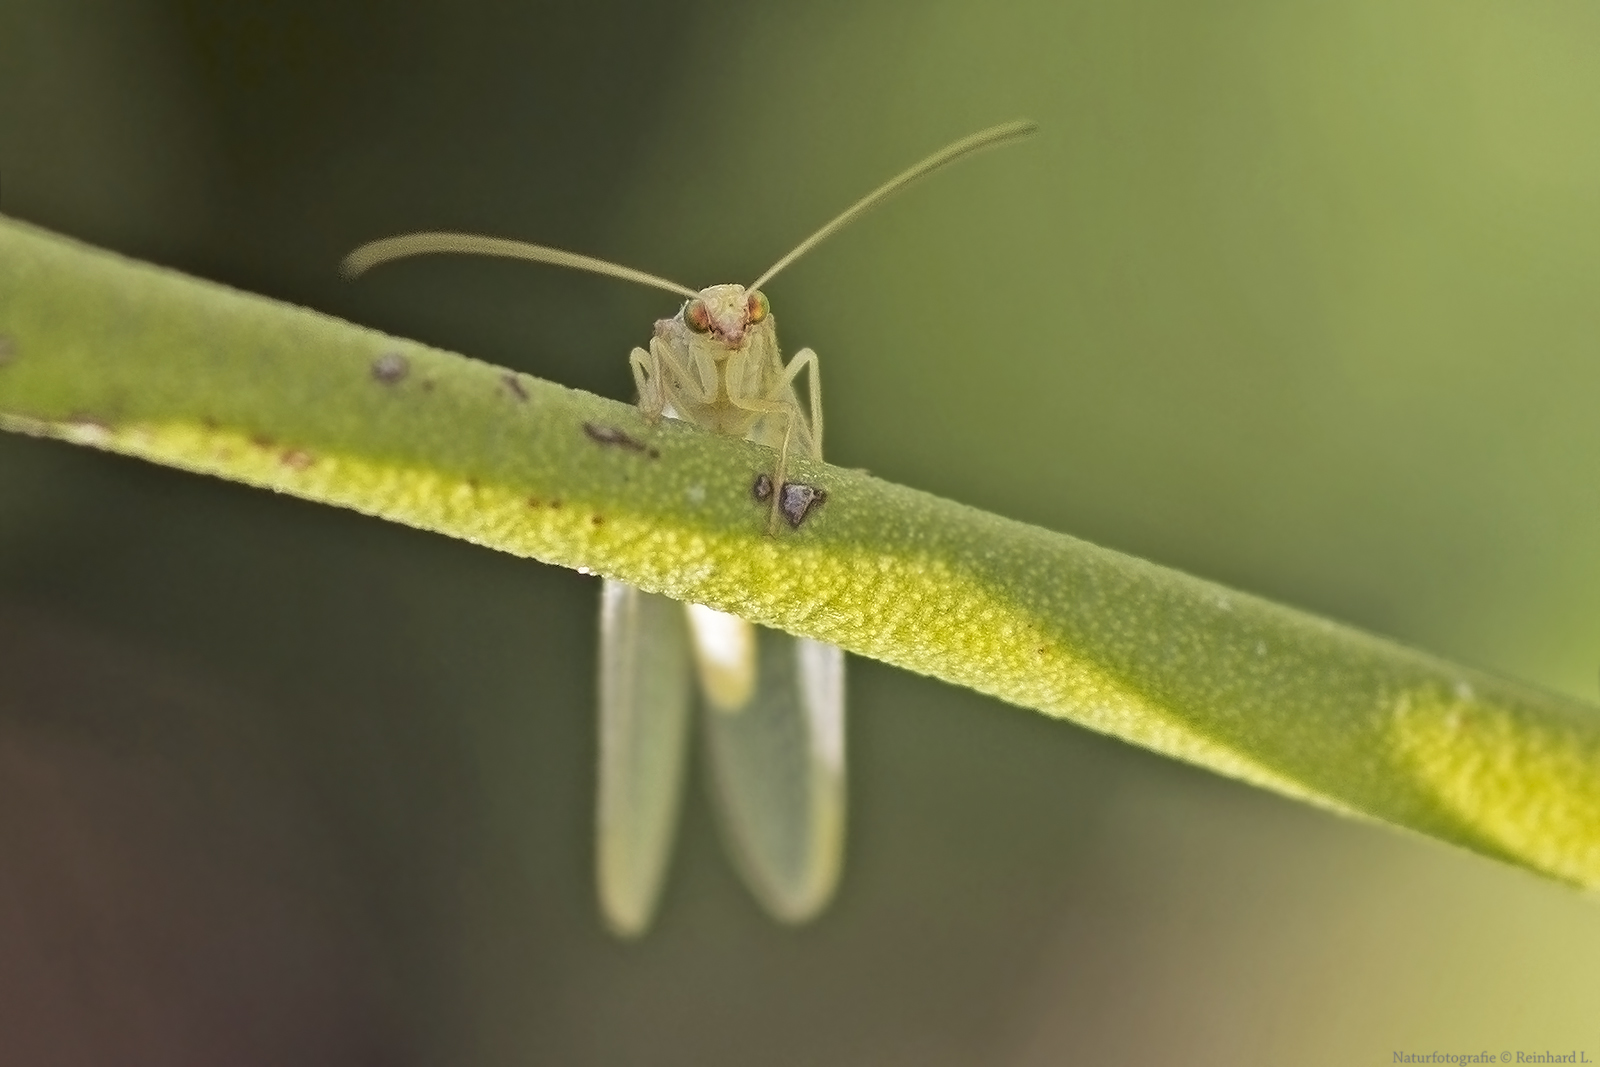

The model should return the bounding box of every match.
[3,214,1597,888]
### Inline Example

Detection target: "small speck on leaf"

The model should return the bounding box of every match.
[591,515,604,526]
[501,373,529,401]
[281,449,314,471]
[371,352,409,384]
[752,473,774,502]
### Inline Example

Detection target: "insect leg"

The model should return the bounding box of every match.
[728,393,804,533]
[744,348,821,533]
[639,335,715,421]
[628,347,664,419]
[775,347,823,460]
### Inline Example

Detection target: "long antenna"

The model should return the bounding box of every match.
[340,232,699,299]
[747,119,1037,291]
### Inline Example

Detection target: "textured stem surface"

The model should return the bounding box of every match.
[3,215,1597,888]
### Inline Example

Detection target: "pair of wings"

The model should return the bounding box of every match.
[596,579,846,936]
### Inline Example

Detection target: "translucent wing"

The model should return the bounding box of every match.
[596,579,694,937]
[689,605,846,923]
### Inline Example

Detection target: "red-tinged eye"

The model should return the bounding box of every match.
[684,299,711,333]
[747,290,769,324]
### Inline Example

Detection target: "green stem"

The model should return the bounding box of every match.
[3,214,1597,887]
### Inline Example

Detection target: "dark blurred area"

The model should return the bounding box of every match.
[2,1,1598,1064]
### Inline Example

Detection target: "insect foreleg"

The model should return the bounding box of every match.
[628,347,665,419]
[632,336,712,420]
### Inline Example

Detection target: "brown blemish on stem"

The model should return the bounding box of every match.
[583,422,659,459]
[280,449,314,471]
[501,373,529,401]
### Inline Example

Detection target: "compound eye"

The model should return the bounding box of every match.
[746,291,769,324]
[684,299,712,333]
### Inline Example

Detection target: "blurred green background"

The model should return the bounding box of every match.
[3,0,1599,1063]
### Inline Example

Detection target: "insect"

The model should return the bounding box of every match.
[342,119,1036,935]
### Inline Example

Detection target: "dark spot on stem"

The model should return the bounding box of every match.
[778,482,827,529]
[280,449,314,471]
[754,473,827,527]
[422,379,435,392]
[526,496,541,508]
[591,515,604,526]
[0,334,15,367]
[371,351,409,384]
[583,422,657,458]
[501,373,529,401]
[251,434,275,449]
[549,500,561,509]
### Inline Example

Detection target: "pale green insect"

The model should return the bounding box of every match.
[343,119,1036,936]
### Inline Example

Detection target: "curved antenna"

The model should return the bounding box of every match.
[341,232,700,299]
[748,119,1037,291]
